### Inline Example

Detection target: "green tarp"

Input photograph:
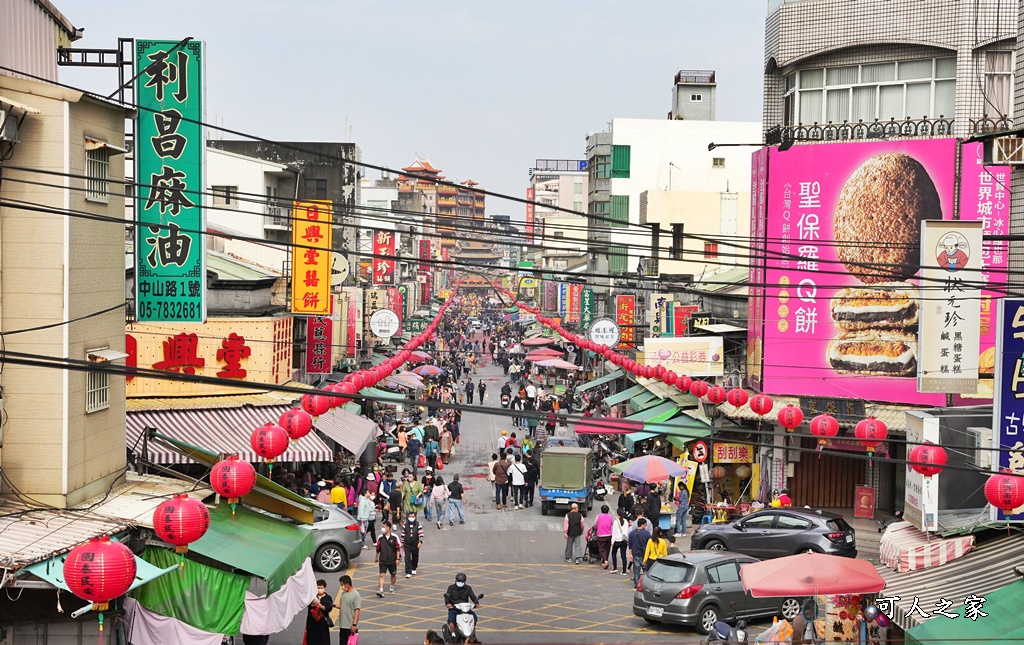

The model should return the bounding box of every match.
[604,384,645,406]
[21,538,177,593]
[905,581,1024,645]
[188,503,315,595]
[133,546,249,635]
[646,415,713,440]
[625,401,679,422]
[576,370,624,393]
[624,431,659,453]
[629,392,660,412]
[360,386,406,402]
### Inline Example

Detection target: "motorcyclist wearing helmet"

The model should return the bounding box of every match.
[444,572,480,637]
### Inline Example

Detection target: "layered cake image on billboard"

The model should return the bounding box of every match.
[829,153,941,377]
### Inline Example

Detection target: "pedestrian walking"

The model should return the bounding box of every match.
[478,379,487,403]
[491,454,511,509]
[315,480,331,505]
[628,518,651,587]
[425,436,440,470]
[397,425,408,463]
[337,574,361,643]
[401,511,425,578]
[645,485,663,530]
[464,378,475,405]
[407,435,423,478]
[611,509,629,575]
[357,489,377,549]
[421,469,435,521]
[617,481,636,521]
[564,503,585,564]
[594,504,614,569]
[330,480,348,511]
[447,474,466,525]
[486,453,498,498]
[643,526,669,570]
[522,451,538,508]
[674,481,690,537]
[430,475,449,529]
[305,579,334,645]
[439,427,453,465]
[375,522,401,597]
[508,454,528,509]
[401,473,425,516]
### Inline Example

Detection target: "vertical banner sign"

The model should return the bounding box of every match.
[441,247,451,290]
[558,283,568,317]
[992,298,1024,523]
[343,286,362,356]
[418,239,431,275]
[747,147,769,389]
[396,284,409,326]
[364,289,385,341]
[567,283,583,324]
[581,288,594,330]
[135,40,205,322]
[543,281,558,313]
[649,293,670,337]
[290,201,333,314]
[917,220,982,393]
[674,304,699,337]
[305,316,333,374]
[616,295,636,349]
[372,229,396,286]
[526,187,535,245]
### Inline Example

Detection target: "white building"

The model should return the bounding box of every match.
[528,159,588,272]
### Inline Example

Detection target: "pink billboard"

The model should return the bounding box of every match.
[760,138,1004,404]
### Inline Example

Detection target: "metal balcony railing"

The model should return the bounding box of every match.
[764,116,1012,146]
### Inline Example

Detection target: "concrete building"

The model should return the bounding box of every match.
[205,145,298,248]
[527,159,588,273]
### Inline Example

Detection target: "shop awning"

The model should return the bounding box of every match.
[20,540,177,592]
[629,392,661,412]
[624,431,660,452]
[875,533,1024,631]
[127,405,332,465]
[625,401,679,423]
[189,504,315,595]
[604,384,646,406]
[147,433,321,524]
[576,370,624,393]
[315,408,379,457]
[360,387,407,402]
[905,579,1024,645]
[646,415,713,440]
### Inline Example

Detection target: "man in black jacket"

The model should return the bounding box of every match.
[444,572,480,640]
[645,486,662,530]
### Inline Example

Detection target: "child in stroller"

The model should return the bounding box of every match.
[584,526,601,564]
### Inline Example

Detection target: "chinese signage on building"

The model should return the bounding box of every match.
[581,288,594,330]
[918,220,982,394]
[747,147,769,387]
[991,298,1024,523]
[615,295,636,349]
[758,138,979,405]
[372,229,396,286]
[713,442,753,464]
[525,187,535,245]
[566,283,582,324]
[343,286,362,357]
[558,282,568,318]
[544,281,559,313]
[291,200,333,315]
[649,293,672,337]
[363,288,386,341]
[904,412,940,531]
[644,336,724,377]
[134,39,206,322]
[306,316,333,374]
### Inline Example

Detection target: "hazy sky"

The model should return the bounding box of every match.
[60,0,766,214]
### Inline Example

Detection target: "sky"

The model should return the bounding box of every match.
[59,0,767,215]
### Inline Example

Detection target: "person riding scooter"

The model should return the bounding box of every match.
[444,572,480,643]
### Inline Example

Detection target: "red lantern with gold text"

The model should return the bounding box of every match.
[750,394,774,417]
[854,417,887,454]
[301,393,330,417]
[280,408,313,443]
[689,380,710,398]
[726,388,748,408]
[809,413,839,449]
[985,470,1024,526]
[64,536,136,637]
[777,404,804,432]
[706,385,727,405]
[251,423,289,476]
[909,442,947,477]
[210,455,256,515]
[153,493,210,570]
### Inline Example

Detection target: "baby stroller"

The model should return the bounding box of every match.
[584,526,601,564]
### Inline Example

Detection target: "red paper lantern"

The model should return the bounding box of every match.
[809,413,839,446]
[677,375,693,393]
[251,424,289,466]
[909,442,948,477]
[653,365,666,379]
[64,536,136,611]
[777,404,804,431]
[664,370,678,386]
[210,456,256,507]
[153,493,210,555]
[350,373,366,391]
[301,393,330,417]
[854,417,888,453]
[689,380,709,398]
[726,388,748,408]
[337,381,358,405]
[750,394,774,417]
[706,385,727,405]
[985,470,1024,515]
[279,408,313,442]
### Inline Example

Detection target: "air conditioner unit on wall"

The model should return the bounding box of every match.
[0,110,20,143]
[965,427,992,469]
[987,136,1024,165]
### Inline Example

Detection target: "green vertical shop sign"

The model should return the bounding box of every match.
[581,288,594,330]
[135,39,206,322]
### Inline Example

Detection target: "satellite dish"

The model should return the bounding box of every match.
[330,254,349,287]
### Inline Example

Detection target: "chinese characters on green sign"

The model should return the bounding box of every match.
[581,288,594,331]
[135,40,205,322]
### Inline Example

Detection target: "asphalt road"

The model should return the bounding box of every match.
[269,350,716,644]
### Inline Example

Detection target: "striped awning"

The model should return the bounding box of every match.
[314,408,379,457]
[127,405,333,465]
[875,533,1024,631]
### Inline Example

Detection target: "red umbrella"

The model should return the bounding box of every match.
[522,337,556,346]
[411,364,446,377]
[530,347,564,356]
[536,359,580,371]
[574,417,644,435]
[740,552,885,597]
[408,351,433,364]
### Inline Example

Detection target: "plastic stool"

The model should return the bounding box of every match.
[701,514,714,525]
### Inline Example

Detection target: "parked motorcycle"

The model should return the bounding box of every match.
[703,619,748,645]
[442,594,484,644]
[592,480,608,501]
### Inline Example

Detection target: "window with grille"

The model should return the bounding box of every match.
[712,157,725,168]
[985,51,1013,118]
[86,369,110,413]
[212,185,238,208]
[590,155,611,180]
[611,145,631,179]
[671,224,685,260]
[305,178,328,200]
[609,195,629,228]
[608,249,628,274]
[86,148,109,202]
[704,242,718,259]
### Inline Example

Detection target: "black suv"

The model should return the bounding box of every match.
[689,508,857,559]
